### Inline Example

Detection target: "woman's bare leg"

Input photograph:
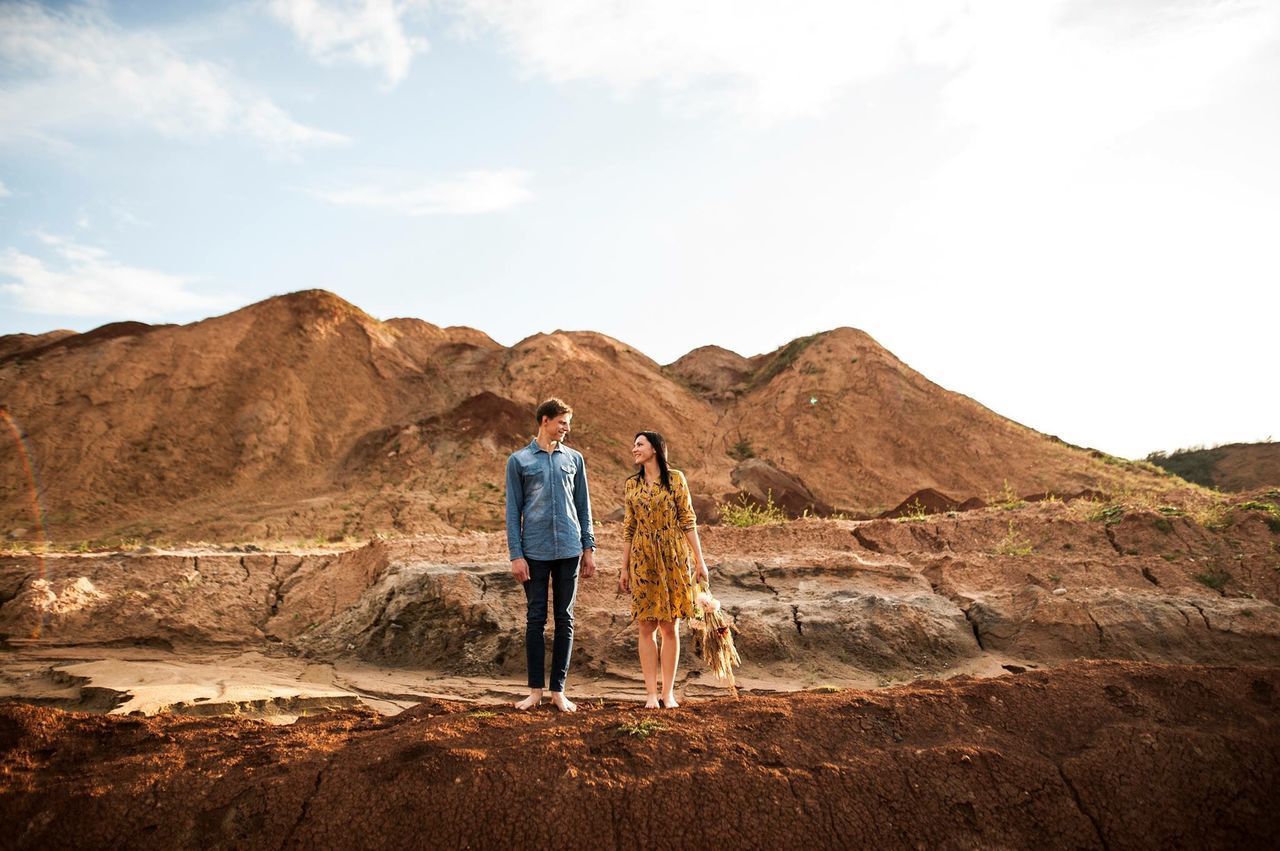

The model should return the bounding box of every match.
[637,619,661,708]
[659,620,679,708]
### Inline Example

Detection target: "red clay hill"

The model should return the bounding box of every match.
[1,290,1173,544]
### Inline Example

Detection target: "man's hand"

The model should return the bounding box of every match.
[581,548,597,578]
[511,557,530,583]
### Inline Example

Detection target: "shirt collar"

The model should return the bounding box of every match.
[528,437,563,454]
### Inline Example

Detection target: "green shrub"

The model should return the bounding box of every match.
[896,498,929,523]
[728,438,756,461]
[720,492,787,527]
[991,480,1025,511]
[1194,568,1230,592]
[995,521,1034,557]
[1145,446,1225,487]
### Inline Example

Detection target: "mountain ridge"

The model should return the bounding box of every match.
[0,289,1177,543]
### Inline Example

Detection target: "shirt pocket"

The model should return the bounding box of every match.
[560,461,578,477]
[520,462,545,490]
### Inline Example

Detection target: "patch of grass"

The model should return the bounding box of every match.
[1089,504,1127,526]
[1193,567,1230,592]
[1193,503,1234,531]
[720,492,787,527]
[469,710,497,719]
[1153,517,1173,534]
[750,334,820,388]
[1238,500,1280,515]
[617,718,666,739]
[1161,553,1178,562]
[728,438,756,461]
[810,685,843,694]
[1049,572,1062,584]
[995,521,1034,557]
[1156,505,1184,516]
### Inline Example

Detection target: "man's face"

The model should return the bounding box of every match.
[542,413,572,442]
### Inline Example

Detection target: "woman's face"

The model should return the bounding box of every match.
[632,434,655,465]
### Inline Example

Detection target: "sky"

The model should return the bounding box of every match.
[1,0,1277,459]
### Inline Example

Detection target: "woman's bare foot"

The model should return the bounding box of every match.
[550,692,577,712]
[514,689,543,710]
[643,696,661,709]
[662,694,679,709]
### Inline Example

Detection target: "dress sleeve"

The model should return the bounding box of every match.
[622,479,637,544]
[675,471,697,532]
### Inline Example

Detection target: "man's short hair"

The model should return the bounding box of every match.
[535,397,573,424]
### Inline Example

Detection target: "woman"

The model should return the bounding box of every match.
[618,431,710,709]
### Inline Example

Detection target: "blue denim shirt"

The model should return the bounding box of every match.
[505,439,595,561]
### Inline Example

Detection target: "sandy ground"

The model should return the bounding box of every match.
[0,641,1016,724]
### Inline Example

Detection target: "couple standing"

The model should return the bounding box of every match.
[504,397,710,711]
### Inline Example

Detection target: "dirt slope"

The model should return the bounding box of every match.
[3,661,1277,850]
[2,291,1174,544]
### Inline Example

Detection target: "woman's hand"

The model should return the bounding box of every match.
[695,560,709,583]
[618,565,630,594]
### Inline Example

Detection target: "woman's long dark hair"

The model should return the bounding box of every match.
[632,430,672,491]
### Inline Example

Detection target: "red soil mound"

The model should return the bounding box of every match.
[880,487,962,518]
[2,661,1276,849]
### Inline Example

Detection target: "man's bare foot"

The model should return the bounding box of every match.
[644,696,661,709]
[550,692,577,713]
[514,689,543,710]
[662,694,680,709]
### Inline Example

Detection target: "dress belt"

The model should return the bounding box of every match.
[633,527,682,538]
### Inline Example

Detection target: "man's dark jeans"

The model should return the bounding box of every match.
[523,556,580,692]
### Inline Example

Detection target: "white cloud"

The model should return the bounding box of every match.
[937,0,1280,153]
[455,0,970,123]
[312,169,534,214]
[0,234,237,320]
[0,2,347,152]
[270,0,430,87]
[454,0,1278,131]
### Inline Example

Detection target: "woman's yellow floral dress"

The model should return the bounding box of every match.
[624,468,699,622]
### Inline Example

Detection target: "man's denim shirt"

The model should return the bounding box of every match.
[505,438,595,561]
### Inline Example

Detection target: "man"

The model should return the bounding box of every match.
[505,397,596,712]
